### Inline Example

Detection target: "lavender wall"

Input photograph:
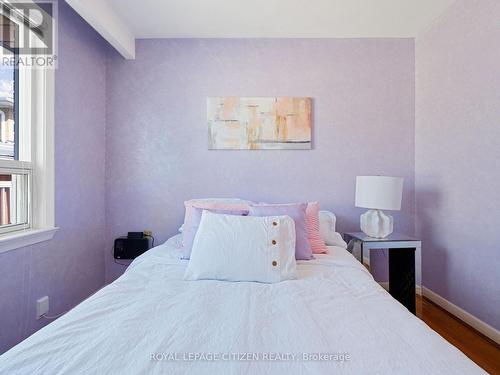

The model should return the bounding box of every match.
[105,38,416,281]
[0,2,108,354]
[416,0,500,329]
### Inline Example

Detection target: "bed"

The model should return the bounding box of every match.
[0,234,484,374]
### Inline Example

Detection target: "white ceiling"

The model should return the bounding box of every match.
[107,0,454,38]
[67,0,456,59]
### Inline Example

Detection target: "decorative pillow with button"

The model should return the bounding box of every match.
[184,211,297,283]
[249,203,313,260]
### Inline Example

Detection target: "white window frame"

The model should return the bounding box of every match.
[0,160,31,234]
[0,4,58,254]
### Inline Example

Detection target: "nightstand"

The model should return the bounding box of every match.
[343,232,421,315]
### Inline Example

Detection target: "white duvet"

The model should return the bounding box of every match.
[0,235,484,374]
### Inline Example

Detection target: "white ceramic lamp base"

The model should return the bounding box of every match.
[360,209,393,238]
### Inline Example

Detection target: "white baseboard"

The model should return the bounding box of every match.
[422,287,499,344]
[378,282,422,296]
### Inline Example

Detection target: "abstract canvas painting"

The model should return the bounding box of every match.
[207,97,312,150]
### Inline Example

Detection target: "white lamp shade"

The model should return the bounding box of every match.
[355,176,403,211]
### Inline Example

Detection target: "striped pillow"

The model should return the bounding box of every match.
[306,202,328,254]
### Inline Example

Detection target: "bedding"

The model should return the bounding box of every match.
[185,211,296,283]
[306,202,328,254]
[181,207,249,259]
[249,203,313,260]
[182,198,252,241]
[0,235,484,374]
[319,210,347,248]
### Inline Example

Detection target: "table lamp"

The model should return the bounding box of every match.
[355,176,404,238]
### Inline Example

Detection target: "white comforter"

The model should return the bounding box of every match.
[0,235,484,374]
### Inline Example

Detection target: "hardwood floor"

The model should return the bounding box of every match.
[416,296,500,374]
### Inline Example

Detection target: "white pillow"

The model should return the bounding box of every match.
[184,211,297,283]
[319,210,347,248]
[181,197,254,233]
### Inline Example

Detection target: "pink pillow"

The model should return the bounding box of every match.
[306,202,328,254]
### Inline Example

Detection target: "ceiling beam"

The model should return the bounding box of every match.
[66,0,135,59]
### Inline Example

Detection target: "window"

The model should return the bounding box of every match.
[0,4,56,253]
[0,15,30,235]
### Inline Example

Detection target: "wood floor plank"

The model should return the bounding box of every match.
[417,296,500,374]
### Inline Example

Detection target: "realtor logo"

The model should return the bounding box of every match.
[0,0,57,67]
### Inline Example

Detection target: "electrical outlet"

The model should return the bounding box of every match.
[36,296,49,319]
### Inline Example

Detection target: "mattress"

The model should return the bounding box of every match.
[0,235,484,374]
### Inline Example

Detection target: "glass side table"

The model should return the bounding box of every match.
[343,232,421,315]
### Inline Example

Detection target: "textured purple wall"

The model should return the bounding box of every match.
[105,38,416,281]
[0,3,108,354]
[416,0,500,329]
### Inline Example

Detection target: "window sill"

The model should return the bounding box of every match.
[0,227,59,255]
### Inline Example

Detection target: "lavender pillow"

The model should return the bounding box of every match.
[181,207,249,259]
[249,203,313,260]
